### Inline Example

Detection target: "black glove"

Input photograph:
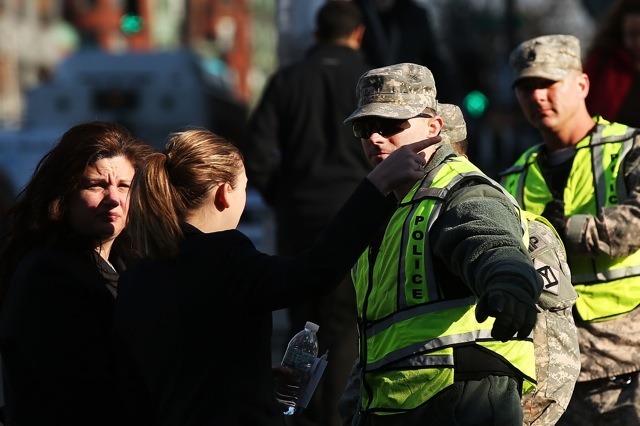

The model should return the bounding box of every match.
[475,290,537,342]
[541,199,566,239]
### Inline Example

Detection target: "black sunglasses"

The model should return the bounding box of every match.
[352,113,432,139]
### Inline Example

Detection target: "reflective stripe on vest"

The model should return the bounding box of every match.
[354,156,536,412]
[499,117,640,321]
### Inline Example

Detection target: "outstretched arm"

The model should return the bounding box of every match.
[431,182,542,341]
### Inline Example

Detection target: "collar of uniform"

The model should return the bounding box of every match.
[424,143,457,175]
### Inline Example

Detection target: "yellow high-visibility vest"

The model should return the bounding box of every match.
[500,117,640,321]
[353,155,536,413]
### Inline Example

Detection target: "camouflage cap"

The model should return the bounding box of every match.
[438,103,467,144]
[344,63,437,123]
[509,34,582,88]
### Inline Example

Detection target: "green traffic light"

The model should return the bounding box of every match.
[121,13,143,34]
[463,90,489,118]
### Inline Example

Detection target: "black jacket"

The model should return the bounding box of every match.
[242,43,372,253]
[113,180,396,425]
[354,0,458,102]
[0,241,123,426]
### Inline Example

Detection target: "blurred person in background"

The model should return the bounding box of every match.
[353,0,459,101]
[0,121,153,425]
[503,34,640,425]
[114,129,439,425]
[242,2,371,424]
[584,0,640,127]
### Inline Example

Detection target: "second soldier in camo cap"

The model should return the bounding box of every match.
[509,34,582,88]
[502,33,640,426]
[437,102,468,154]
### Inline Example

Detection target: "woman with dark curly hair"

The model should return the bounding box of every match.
[0,121,154,425]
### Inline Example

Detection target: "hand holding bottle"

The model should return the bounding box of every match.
[274,321,320,415]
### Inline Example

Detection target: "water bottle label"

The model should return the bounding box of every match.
[282,348,316,371]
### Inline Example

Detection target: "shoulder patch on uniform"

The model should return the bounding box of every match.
[528,233,548,254]
[533,257,560,295]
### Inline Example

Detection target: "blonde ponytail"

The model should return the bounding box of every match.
[128,153,183,258]
[127,129,244,259]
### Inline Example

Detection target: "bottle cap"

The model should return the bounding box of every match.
[305,321,319,332]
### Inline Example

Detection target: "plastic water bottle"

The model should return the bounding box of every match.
[274,321,319,415]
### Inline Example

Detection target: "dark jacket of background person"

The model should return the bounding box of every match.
[242,4,371,423]
[0,168,14,250]
[584,47,637,125]
[353,0,458,101]
[584,0,640,127]
[0,238,124,425]
[114,182,397,426]
[243,42,371,251]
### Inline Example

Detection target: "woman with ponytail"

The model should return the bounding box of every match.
[114,128,438,425]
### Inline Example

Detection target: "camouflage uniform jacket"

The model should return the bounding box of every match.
[570,125,640,381]
[521,217,579,425]
[563,120,640,262]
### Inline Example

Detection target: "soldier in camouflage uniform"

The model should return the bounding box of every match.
[338,102,579,426]
[339,69,544,424]
[502,34,640,425]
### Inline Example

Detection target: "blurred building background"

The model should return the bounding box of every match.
[0,0,266,133]
[0,0,277,194]
[0,2,614,238]
[0,0,610,182]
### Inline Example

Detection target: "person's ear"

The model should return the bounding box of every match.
[577,72,590,100]
[213,183,231,211]
[428,116,443,137]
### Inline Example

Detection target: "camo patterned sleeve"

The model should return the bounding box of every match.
[565,134,640,258]
[521,219,579,426]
